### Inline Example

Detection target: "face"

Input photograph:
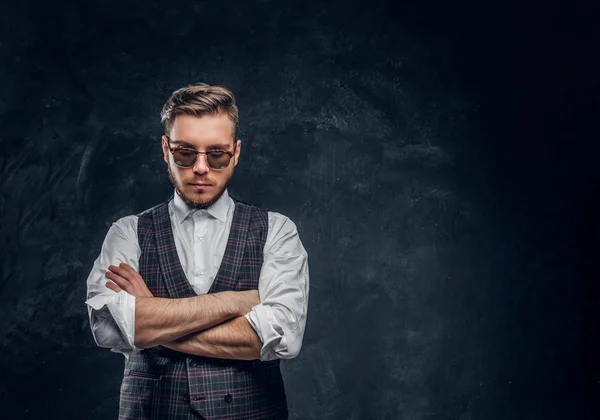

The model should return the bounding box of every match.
[162,113,241,209]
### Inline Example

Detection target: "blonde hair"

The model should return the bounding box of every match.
[160,83,239,141]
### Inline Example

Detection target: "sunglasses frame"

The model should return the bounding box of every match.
[165,135,237,170]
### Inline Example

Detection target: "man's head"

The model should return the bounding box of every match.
[160,83,241,209]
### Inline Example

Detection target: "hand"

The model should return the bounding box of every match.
[105,263,154,298]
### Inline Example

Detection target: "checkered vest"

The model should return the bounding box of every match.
[117,197,288,419]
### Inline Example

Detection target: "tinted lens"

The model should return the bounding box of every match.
[207,151,231,170]
[173,149,197,167]
[173,149,231,169]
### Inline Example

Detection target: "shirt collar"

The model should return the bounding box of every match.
[171,187,231,224]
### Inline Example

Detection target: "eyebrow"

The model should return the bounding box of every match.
[169,139,232,149]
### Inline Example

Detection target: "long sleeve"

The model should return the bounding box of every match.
[244,213,310,361]
[85,216,141,359]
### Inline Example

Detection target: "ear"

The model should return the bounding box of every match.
[161,136,169,164]
[233,139,241,167]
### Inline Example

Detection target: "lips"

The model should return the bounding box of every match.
[189,183,213,191]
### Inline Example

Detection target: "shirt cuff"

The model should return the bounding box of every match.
[245,304,285,361]
[85,293,115,311]
[86,290,138,351]
[110,348,134,360]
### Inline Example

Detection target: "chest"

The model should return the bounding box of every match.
[136,201,267,299]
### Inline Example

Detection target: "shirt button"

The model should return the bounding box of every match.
[195,270,203,276]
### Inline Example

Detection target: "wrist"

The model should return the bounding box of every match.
[230,291,247,317]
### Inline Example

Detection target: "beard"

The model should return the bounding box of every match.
[167,163,234,209]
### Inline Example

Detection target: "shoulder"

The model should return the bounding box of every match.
[136,199,170,218]
[228,196,307,256]
[229,195,297,233]
[97,214,141,262]
[264,210,306,257]
[112,197,170,238]
[103,198,171,243]
[109,214,139,240]
[267,210,296,233]
[98,215,139,256]
[230,196,269,225]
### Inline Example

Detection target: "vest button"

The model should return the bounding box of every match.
[224,393,233,403]
[183,392,190,402]
[189,360,197,367]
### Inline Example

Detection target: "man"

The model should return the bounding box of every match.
[85,83,309,419]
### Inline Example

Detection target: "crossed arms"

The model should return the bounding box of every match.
[106,263,263,360]
[86,214,309,362]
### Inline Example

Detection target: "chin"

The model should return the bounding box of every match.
[168,164,231,209]
[180,185,223,209]
[186,193,213,207]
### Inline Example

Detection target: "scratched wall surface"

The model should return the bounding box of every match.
[0,0,598,418]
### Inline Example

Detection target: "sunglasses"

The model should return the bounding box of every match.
[165,136,236,170]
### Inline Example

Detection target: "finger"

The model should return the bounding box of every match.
[108,265,135,281]
[118,262,136,272]
[105,270,130,290]
[105,280,122,293]
[118,263,147,288]
[118,263,141,280]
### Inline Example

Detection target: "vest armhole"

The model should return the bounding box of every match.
[136,197,172,218]
[229,194,253,207]
[230,195,270,220]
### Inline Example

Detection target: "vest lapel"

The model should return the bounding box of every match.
[208,201,251,294]
[151,198,252,298]
[152,200,197,299]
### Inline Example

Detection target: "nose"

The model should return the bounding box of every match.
[192,153,210,175]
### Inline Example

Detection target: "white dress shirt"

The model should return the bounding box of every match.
[85,188,309,362]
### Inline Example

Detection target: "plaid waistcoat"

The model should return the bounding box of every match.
[117,197,288,420]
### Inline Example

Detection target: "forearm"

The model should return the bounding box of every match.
[135,291,243,349]
[162,316,263,360]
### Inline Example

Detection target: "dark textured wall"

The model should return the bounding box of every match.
[1,0,598,418]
